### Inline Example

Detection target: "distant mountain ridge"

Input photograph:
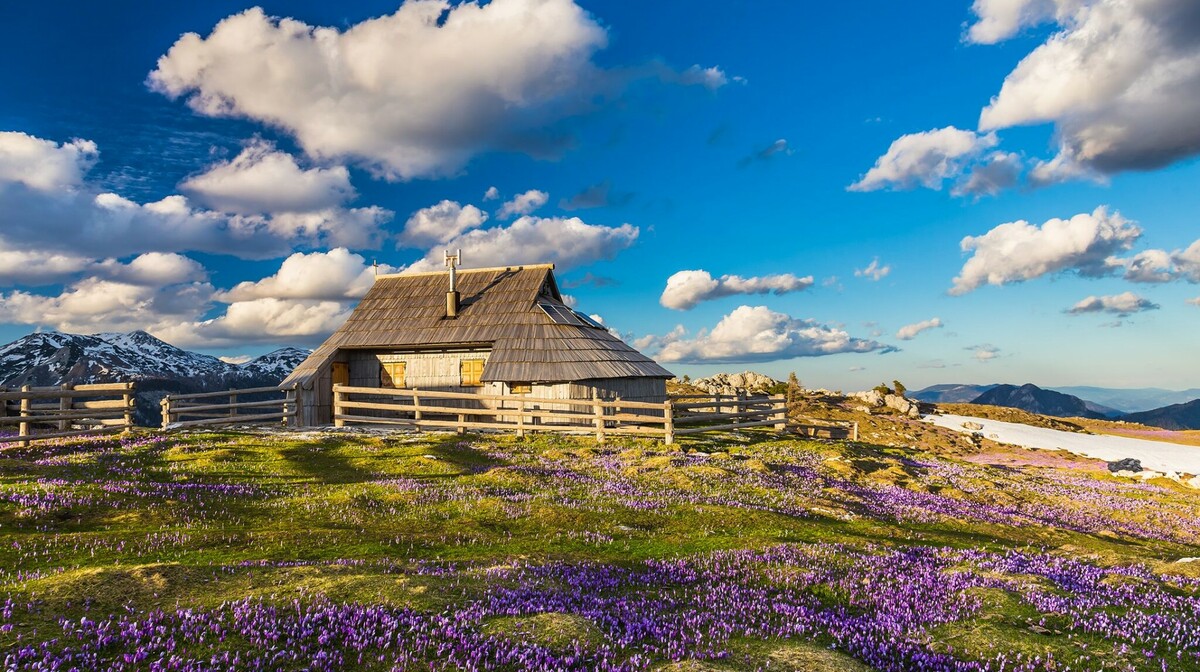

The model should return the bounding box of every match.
[0,330,310,425]
[1122,399,1200,431]
[916,381,1200,429]
[910,384,999,404]
[970,384,1109,419]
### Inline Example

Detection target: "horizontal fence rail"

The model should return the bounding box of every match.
[161,384,298,430]
[332,385,788,444]
[792,419,859,441]
[0,383,135,447]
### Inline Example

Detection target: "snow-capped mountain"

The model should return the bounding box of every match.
[0,330,311,425]
[237,347,312,380]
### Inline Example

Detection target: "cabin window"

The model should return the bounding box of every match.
[460,358,485,387]
[509,382,532,394]
[380,361,406,388]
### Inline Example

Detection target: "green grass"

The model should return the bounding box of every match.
[1,428,1198,670]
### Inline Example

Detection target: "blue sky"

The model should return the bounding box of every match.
[2,0,1199,390]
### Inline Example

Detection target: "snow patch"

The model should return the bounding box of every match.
[925,413,1200,475]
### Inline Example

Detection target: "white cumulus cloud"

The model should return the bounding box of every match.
[0,277,214,335]
[678,64,729,90]
[1110,240,1200,284]
[0,132,98,191]
[497,189,549,219]
[654,305,890,364]
[1066,291,1159,316]
[399,200,489,248]
[406,214,638,272]
[855,258,891,281]
[160,298,354,348]
[0,248,389,348]
[849,127,997,192]
[0,132,391,259]
[953,151,1024,197]
[149,2,725,180]
[965,0,1075,45]
[93,252,208,287]
[660,270,814,310]
[182,140,356,214]
[950,206,1141,294]
[0,247,95,286]
[973,0,1200,175]
[218,248,396,302]
[0,247,205,288]
[896,317,944,340]
[969,344,1001,362]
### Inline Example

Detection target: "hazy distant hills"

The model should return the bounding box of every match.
[0,331,310,425]
[910,384,998,404]
[1048,386,1200,414]
[913,382,1200,429]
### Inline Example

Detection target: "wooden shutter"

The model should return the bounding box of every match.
[331,362,350,387]
[380,361,406,388]
[460,359,485,387]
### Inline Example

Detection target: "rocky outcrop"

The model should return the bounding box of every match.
[885,395,921,418]
[686,371,781,396]
[1107,458,1143,474]
[849,390,922,418]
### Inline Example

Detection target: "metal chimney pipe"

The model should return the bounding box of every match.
[445,249,461,318]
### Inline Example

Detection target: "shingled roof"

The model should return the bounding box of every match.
[285,264,673,386]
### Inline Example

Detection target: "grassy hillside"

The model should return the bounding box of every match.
[2,427,1199,670]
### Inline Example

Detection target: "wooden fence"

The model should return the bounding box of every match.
[332,385,788,443]
[160,384,298,430]
[0,383,135,447]
[793,419,859,441]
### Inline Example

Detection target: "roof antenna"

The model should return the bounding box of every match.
[444,249,462,318]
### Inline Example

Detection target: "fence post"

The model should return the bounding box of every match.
[851,422,859,442]
[19,385,31,448]
[516,393,526,439]
[663,398,674,445]
[412,388,422,425]
[333,385,345,428]
[773,393,787,431]
[714,393,723,415]
[229,389,237,420]
[0,387,7,420]
[58,383,73,431]
[122,383,134,433]
[283,384,297,428]
[457,413,465,435]
[160,396,172,430]
[592,390,605,443]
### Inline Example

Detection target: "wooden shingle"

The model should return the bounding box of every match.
[285,264,673,386]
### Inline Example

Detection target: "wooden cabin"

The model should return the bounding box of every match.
[283,263,673,426]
